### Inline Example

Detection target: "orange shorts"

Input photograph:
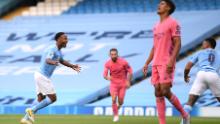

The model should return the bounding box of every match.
[151,65,175,85]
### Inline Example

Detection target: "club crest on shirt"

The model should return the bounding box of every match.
[49,52,54,58]
[154,32,165,40]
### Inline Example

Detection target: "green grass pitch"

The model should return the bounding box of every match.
[0,115,220,124]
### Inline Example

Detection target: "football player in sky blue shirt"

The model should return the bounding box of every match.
[181,38,220,124]
[21,32,81,124]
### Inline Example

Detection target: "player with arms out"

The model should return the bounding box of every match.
[181,38,220,124]
[20,32,81,124]
[103,48,133,122]
[142,0,190,124]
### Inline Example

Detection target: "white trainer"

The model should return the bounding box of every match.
[20,118,32,124]
[25,108,35,123]
[182,114,190,124]
[113,115,119,122]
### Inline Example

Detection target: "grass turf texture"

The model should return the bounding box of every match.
[0,115,220,124]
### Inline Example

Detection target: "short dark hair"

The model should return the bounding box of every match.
[54,32,65,41]
[110,48,118,53]
[161,0,176,15]
[205,38,216,49]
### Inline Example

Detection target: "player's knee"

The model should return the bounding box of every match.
[48,95,57,102]
[155,91,162,97]
[187,99,195,106]
[112,100,116,104]
[112,98,116,104]
[52,96,57,102]
[37,93,46,102]
[154,86,162,97]
[111,95,117,103]
[161,89,171,97]
[37,97,44,102]
[155,92,161,97]
[155,86,160,92]
[118,100,124,105]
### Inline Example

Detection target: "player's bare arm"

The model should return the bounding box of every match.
[126,73,132,88]
[125,62,133,88]
[46,58,59,66]
[103,64,111,81]
[104,75,111,81]
[60,60,81,73]
[143,46,154,76]
[184,62,194,83]
[167,36,181,73]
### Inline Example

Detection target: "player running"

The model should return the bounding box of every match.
[142,0,190,124]
[20,32,81,124]
[103,48,133,122]
[181,38,220,124]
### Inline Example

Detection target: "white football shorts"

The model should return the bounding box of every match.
[189,71,220,97]
[34,72,56,95]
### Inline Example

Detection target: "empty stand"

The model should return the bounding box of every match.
[22,0,78,16]
[64,0,220,14]
[0,0,24,17]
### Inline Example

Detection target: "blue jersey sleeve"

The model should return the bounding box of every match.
[45,49,55,59]
[190,51,199,64]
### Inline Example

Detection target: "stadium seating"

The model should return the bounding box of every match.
[64,0,220,14]
[22,0,79,16]
[0,0,24,16]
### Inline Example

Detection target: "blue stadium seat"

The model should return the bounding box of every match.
[63,0,220,14]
